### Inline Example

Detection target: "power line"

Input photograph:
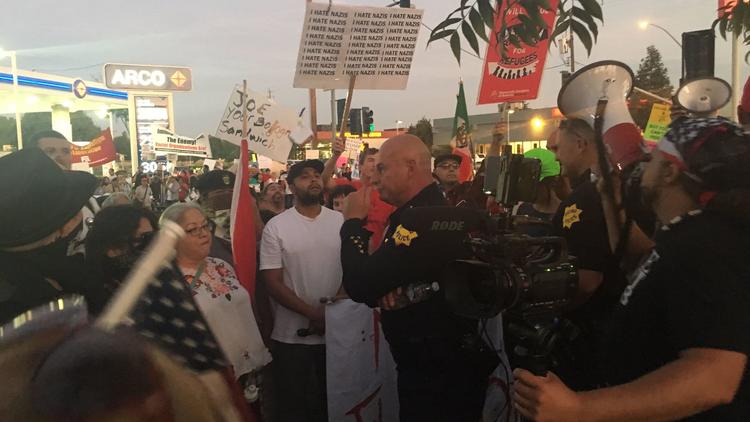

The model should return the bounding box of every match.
[33,63,104,73]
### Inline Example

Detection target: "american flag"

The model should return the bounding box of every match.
[129,266,228,372]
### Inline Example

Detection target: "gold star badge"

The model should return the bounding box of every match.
[562,204,583,229]
[170,70,187,87]
[392,224,418,246]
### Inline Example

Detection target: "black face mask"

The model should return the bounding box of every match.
[101,231,157,286]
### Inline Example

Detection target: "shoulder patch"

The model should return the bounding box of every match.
[392,224,418,246]
[562,204,583,229]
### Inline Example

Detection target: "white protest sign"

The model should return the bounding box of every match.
[345,137,362,153]
[326,300,399,422]
[294,2,424,90]
[257,155,273,169]
[216,85,312,162]
[152,126,212,158]
[305,149,320,160]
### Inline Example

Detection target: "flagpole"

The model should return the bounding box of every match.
[242,80,249,142]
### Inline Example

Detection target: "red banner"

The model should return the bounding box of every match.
[71,129,117,166]
[477,1,559,105]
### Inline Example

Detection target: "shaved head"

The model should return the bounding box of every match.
[373,134,435,207]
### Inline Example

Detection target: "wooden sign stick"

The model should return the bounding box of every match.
[338,74,357,140]
[306,0,319,148]
[242,80,248,141]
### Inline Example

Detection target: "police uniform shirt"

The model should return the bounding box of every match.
[603,211,750,421]
[340,182,465,344]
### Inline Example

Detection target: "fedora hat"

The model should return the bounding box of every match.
[0,148,96,248]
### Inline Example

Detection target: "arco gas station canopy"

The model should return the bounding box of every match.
[0,66,129,144]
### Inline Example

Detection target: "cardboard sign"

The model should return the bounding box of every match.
[345,137,362,153]
[293,2,424,90]
[305,149,320,160]
[477,1,559,104]
[71,129,117,166]
[152,126,211,158]
[643,103,672,142]
[216,85,312,163]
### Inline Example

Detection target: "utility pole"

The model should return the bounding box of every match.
[330,89,337,143]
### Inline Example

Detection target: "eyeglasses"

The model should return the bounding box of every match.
[437,163,460,170]
[185,221,215,237]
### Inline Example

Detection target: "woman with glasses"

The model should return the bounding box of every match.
[159,203,271,382]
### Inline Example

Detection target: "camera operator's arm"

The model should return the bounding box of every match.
[513,348,746,422]
[340,188,412,306]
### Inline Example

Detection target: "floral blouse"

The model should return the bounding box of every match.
[180,257,271,377]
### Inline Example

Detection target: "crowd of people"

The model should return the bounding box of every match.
[1,75,750,422]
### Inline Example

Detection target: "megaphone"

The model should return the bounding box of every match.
[675,77,732,116]
[557,60,645,170]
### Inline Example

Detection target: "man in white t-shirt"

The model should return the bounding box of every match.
[260,159,343,422]
[133,175,153,210]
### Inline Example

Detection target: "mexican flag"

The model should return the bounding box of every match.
[452,81,474,182]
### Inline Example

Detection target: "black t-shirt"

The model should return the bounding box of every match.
[552,171,627,322]
[603,211,750,421]
[550,170,626,389]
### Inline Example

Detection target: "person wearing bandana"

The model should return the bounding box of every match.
[0,148,103,324]
[514,117,750,422]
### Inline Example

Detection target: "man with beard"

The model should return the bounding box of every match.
[547,118,628,390]
[258,182,286,224]
[340,135,498,422]
[0,148,102,323]
[260,160,344,422]
[513,117,750,422]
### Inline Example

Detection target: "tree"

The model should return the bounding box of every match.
[70,111,104,143]
[429,0,603,64]
[407,117,434,149]
[714,2,750,62]
[630,45,673,129]
[114,132,131,160]
[208,135,241,161]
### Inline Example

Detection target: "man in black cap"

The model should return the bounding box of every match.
[433,153,476,207]
[260,159,344,422]
[0,148,102,323]
[196,169,237,265]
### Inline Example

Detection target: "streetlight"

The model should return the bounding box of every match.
[396,120,404,133]
[531,116,544,131]
[0,47,22,149]
[637,20,682,48]
[506,109,514,142]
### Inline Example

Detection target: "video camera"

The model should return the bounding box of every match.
[403,147,578,374]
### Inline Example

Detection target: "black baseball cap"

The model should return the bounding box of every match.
[434,153,463,168]
[287,160,324,184]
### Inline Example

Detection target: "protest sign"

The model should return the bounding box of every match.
[477,1,559,104]
[71,129,117,167]
[294,2,424,90]
[643,103,671,142]
[326,300,399,422]
[152,126,211,158]
[345,137,362,153]
[305,149,320,160]
[216,85,312,163]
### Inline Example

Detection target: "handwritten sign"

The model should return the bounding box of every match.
[216,85,312,163]
[293,2,424,90]
[345,137,362,153]
[643,103,672,142]
[152,126,211,158]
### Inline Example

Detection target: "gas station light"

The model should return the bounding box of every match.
[531,116,544,130]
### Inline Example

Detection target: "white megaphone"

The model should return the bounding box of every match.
[558,60,645,170]
[675,77,732,116]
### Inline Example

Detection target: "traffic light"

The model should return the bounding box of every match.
[399,0,410,7]
[362,107,374,133]
[349,108,362,135]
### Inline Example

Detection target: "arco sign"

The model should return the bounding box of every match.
[104,63,192,91]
